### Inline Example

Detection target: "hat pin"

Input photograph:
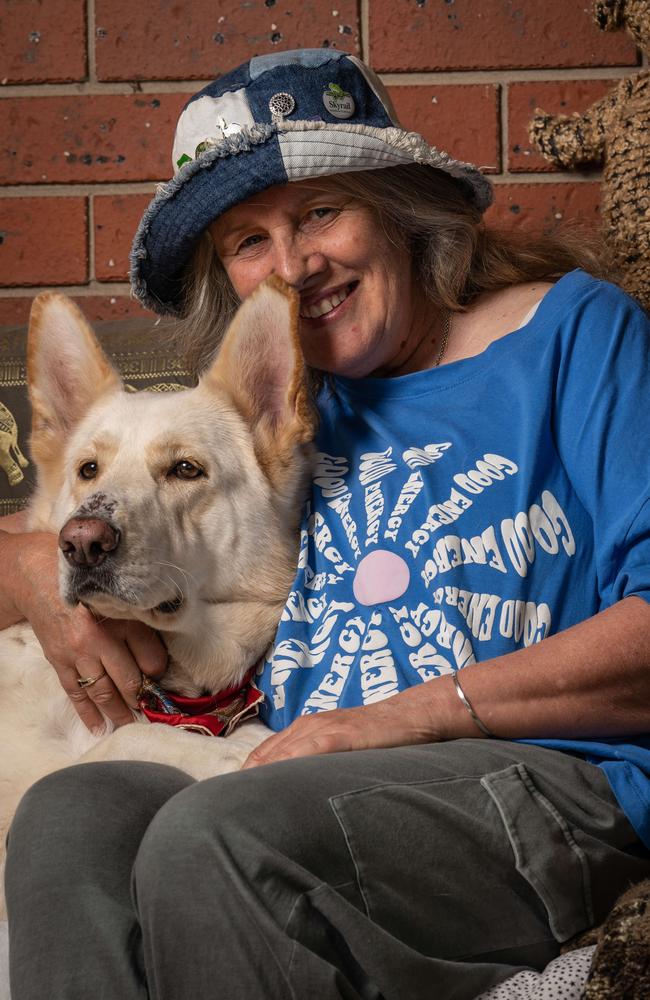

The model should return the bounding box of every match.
[268,92,296,122]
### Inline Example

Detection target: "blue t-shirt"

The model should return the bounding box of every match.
[257,269,650,845]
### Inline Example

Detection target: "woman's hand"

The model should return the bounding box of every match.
[10,530,167,732]
[242,693,443,769]
[244,597,650,770]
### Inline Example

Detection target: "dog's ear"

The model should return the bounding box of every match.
[203,275,317,453]
[27,293,121,462]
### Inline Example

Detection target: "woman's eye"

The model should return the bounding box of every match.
[169,460,204,480]
[79,461,98,480]
[309,207,337,221]
[237,233,265,252]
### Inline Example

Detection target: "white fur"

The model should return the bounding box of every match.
[0,279,313,918]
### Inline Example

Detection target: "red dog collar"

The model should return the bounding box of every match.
[138,669,263,737]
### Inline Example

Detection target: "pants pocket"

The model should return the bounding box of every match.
[329,772,561,962]
[481,762,594,943]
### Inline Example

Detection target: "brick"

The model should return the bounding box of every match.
[0,0,86,84]
[0,94,187,186]
[508,80,615,173]
[95,0,359,81]
[485,182,601,235]
[94,194,152,282]
[369,0,638,72]
[0,197,88,286]
[389,84,499,172]
[0,295,150,328]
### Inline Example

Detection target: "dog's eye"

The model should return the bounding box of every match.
[79,462,98,480]
[170,460,204,480]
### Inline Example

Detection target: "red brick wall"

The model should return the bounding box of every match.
[0,0,644,325]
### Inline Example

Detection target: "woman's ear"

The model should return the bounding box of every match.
[202,275,317,452]
[27,292,121,462]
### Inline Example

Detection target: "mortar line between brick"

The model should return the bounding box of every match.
[500,82,509,178]
[379,68,633,85]
[490,172,602,183]
[0,184,158,197]
[88,195,96,283]
[87,0,97,83]
[360,0,369,62]
[0,83,200,98]
[0,175,603,206]
[0,66,635,98]
[0,282,134,298]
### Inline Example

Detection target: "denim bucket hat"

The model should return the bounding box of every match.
[130,49,494,316]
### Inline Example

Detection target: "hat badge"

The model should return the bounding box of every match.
[322,82,355,119]
[268,92,296,122]
[216,116,243,137]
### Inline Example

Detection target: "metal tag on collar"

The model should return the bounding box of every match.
[269,92,296,122]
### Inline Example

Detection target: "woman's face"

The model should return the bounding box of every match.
[209,177,430,378]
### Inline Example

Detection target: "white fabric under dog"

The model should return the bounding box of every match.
[475,946,594,999]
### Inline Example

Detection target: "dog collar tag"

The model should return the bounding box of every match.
[322,82,355,119]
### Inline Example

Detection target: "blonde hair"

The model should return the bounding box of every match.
[174,163,609,374]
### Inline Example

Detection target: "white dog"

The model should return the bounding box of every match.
[0,276,316,913]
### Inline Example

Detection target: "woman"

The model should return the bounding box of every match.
[4,49,650,1000]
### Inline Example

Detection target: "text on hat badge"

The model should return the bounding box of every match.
[322,82,355,119]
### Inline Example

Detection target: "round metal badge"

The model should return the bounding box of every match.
[268,92,296,120]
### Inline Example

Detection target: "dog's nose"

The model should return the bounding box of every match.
[58,517,120,567]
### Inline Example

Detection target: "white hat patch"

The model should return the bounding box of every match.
[172,90,255,171]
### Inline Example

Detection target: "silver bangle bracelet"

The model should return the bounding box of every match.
[452,671,495,739]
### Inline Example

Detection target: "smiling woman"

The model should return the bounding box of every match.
[6,46,650,1000]
[179,162,603,380]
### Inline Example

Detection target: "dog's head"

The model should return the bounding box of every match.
[27,277,316,693]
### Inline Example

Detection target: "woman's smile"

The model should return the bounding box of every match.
[299,281,359,321]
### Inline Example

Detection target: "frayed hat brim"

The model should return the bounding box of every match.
[130,120,493,316]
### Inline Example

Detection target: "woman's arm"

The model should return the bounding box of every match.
[0,523,168,730]
[244,595,650,767]
[0,527,27,628]
[0,511,28,534]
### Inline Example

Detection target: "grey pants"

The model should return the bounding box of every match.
[6,740,650,1000]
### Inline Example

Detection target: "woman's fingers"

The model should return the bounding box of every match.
[48,612,165,730]
[13,532,168,731]
[79,647,140,727]
[242,694,440,769]
[71,618,166,727]
[95,628,149,712]
[52,628,139,729]
[121,620,168,679]
[242,710,364,768]
[54,657,107,732]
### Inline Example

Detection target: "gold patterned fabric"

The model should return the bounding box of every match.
[0,319,196,515]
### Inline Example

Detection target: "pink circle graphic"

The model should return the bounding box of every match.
[352,549,411,606]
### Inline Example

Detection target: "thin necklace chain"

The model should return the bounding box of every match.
[433,310,451,367]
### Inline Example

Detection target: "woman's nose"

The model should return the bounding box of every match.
[272,239,327,289]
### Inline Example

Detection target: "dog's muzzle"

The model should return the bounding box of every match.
[59,516,121,568]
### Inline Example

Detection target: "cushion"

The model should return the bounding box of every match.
[0,317,196,517]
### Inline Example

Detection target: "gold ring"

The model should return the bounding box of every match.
[77,674,103,688]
